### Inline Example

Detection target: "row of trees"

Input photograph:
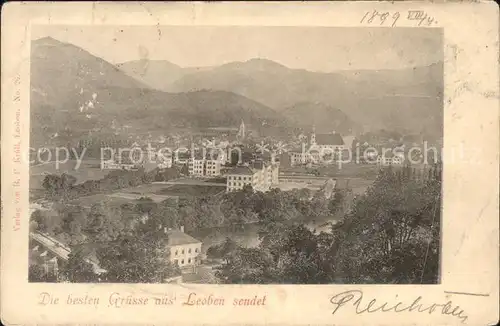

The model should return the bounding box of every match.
[214,165,441,284]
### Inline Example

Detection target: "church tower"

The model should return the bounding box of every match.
[310,125,317,146]
[237,120,246,141]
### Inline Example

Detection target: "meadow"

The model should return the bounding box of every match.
[71,183,223,208]
[30,159,109,190]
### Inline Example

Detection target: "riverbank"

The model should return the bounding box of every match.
[191,214,341,253]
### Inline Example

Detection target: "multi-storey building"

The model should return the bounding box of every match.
[288,129,345,166]
[310,127,345,152]
[101,148,143,170]
[157,150,173,169]
[204,159,221,177]
[166,227,202,273]
[226,166,255,192]
[188,157,205,177]
[288,147,322,166]
[376,153,404,166]
[173,148,191,165]
[187,151,222,177]
[226,159,279,192]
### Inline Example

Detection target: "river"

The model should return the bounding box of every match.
[191,217,339,253]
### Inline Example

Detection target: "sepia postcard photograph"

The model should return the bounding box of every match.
[27,24,443,285]
[1,2,498,325]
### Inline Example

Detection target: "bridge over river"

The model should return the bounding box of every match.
[29,232,106,278]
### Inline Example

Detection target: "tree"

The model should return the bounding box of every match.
[42,174,63,195]
[177,198,197,231]
[180,164,189,176]
[59,247,99,283]
[207,237,238,261]
[30,209,62,235]
[331,167,441,284]
[216,223,335,284]
[135,197,156,215]
[215,246,276,284]
[41,173,77,199]
[28,264,49,282]
[215,166,441,285]
[84,203,127,243]
[60,173,77,189]
[96,232,179,283]
[54,205,89,245]
[328,190,345,214]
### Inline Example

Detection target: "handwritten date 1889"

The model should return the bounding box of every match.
[360,10,401,27]
[360,10,437,27]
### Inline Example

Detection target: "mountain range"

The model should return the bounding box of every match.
[30,37,289,147]
[31,36,443,147]
[119,57,443,136]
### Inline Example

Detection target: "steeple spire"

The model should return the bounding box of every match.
[310,124,316,146]
[237,120,246,141]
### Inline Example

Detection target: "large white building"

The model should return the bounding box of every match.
[289,149,321,166]
[157,152,173,169]
[187,150,224,177]
[165,227,202,273]
[204,159,221,176]
[376,153,404,166]
[310,129,345,152]
[288,129,346,166]
[188,158,222,177]
[101,148,143,170]
[226,160,279,192]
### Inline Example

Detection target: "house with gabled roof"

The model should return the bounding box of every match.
[165,226,203,273]
[310,128,345,151]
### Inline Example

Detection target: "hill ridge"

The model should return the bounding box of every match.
[30,38,293,147]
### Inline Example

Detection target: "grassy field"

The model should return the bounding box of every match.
[317,163,380,178]
[204,177,227,184]
[70,183,176,207]
[281,163,379,195]
[156,185,224,197]
[69,193,132,208]
[30,159,109,190]
[340,177,376,195]
[71,182,224,208]
[118,183,174,195]
[331,164,379,195]
[118,183,223,197]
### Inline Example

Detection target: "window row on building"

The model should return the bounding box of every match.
[173,247,199,256]
[226,162,279,193]
[173,257,199,266]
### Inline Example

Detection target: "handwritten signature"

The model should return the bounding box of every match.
[330,290,468,323]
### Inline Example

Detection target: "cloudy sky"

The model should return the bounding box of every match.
[32,26,442,72]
